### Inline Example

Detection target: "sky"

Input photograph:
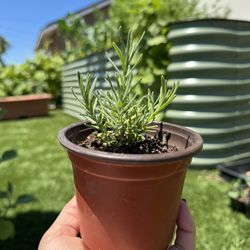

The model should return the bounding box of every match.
[0,0,99,65]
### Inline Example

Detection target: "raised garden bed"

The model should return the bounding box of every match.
[0,94,52,120]
[217,159,250,182]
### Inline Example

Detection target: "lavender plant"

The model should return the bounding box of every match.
[72,30,178,149]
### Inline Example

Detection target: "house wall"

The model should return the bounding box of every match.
[200,0,250,21]
[36,0,111,52]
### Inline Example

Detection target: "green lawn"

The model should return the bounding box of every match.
[0,111,249,249]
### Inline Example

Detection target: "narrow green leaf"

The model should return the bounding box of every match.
[131,53,143,71]
[129,31,145,63]
[105,74,118,100]
[77,72,84,97]
[89,76,97,98]
[113,42,125,72]
[106,52,120,72]
[71,87,85,107]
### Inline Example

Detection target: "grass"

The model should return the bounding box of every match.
[0,111,77,249]
[0,111,249,249]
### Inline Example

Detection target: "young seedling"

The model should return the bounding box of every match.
[72,30,178,153]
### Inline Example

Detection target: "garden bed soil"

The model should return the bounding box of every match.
[0,94,52,120]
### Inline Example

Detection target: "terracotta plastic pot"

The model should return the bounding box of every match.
[58,122,203,250]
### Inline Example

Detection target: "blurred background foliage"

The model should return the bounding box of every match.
[0,0,229,104]
[0,52,63,105]
[0,36,10,67]
[58,0,229,92]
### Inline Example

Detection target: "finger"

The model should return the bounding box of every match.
[172,201,196,250]
[45,196,80,237]
[39,236,85,250]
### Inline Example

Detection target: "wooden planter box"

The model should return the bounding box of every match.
[0,94,52,120]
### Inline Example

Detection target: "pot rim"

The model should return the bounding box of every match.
[58,121,203,163]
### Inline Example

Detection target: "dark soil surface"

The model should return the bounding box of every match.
[78,130,178,154]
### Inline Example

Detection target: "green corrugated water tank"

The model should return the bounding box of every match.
[167,19,250,168]
[61,50,119,120]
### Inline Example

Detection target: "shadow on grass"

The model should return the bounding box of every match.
[0,149,18,164]
[0,211,58,250]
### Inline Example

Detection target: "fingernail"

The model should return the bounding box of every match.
[182,198,187,203]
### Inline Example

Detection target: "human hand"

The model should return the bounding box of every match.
[169,200,196,250]
[38,196,84,250]
[39,198,195,250]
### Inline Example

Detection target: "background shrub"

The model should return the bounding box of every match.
[0,52,64,106]
[58,0,229,93]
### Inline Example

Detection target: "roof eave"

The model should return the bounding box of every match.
[35,0,112,50]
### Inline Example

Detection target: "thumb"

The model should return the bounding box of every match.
[169,201,196,250]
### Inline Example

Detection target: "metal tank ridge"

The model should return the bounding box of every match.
[167,19,250,168]
[61,50,119,120]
